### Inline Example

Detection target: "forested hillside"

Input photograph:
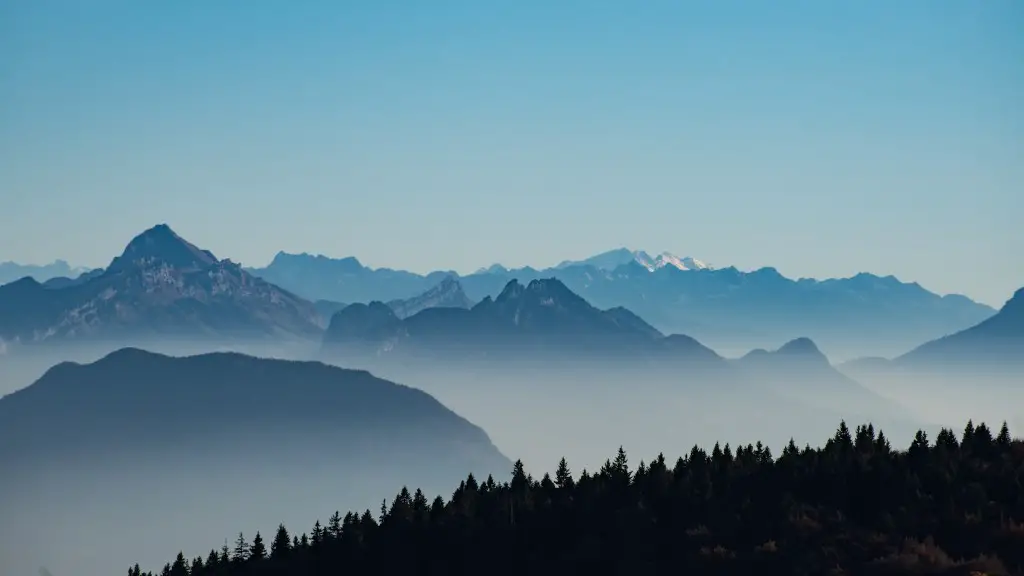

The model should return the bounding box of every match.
[132,420,1023,576]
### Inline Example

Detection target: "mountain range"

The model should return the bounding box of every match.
[0,225,1011,364]
[555,247,712,272]
[0,259,94,286]
[321,276,908,429]
[323,277,722,365]
[0,225,323,347]
[317,274,929,475]
[249,250,995,359]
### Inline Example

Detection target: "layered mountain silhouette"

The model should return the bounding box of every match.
[0,348,510,576]
[247,252,458,304]
[252,250,993,359]
[0,225,322,345]
[322,277,722,365]
[0,259,93,286]
[386,275,473,319]
[736,337,904,419]
[895,287,1024,371]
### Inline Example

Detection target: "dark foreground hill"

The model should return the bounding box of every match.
[134,420,1024,576]
[0,349,509,576]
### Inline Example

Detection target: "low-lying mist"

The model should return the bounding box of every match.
[2,445,493,576]
[2,338,1020,576]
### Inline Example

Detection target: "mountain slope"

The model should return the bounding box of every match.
[895,286,1024,371]
[0,348,510,576]
[0,224,323,344]
[386,276,473,319]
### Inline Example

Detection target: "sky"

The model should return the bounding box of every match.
[1,1,1021,306]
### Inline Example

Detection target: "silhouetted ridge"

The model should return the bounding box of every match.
[325,302,404,343]
[322,277,724,364]
[776,336,826,359]
[0,348,509,462]
[269,252,365,274]
[896,284,1024,369]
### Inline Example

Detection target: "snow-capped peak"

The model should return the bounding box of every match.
[632,251,711,272]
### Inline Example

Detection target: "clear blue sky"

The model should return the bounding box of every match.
[1,1,1021,306]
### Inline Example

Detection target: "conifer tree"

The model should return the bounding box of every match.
[555,457,574,489]
[232,532,250,563]
[271,523,291,559]
[249,531,267,561]
[327,511,342,539]
[997,421,1012,447]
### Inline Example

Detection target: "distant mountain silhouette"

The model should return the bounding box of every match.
[895,286,1024,371]
[0,259,94,286]
[251,250,993,359]
[323,277,726,368]
[556,247,712,271]
[39,268,105,289]
[312,299,348,323]
[0,225,322,345]
[246,252,457,304]
[386,276,473,319]
[0,348,510,576]
[736,337,904,419]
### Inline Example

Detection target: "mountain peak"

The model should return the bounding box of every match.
[108,224,218,273]
[556,248,713,272]
[496,279,525,302]
[386,275,473,319]
[776,337,824,357]
[637,251,712,272]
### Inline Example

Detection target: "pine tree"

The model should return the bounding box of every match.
[169,552,188,576]
[232,532,250,563]
[271,523,291,559]
[511,459,528,492]
[312,519,324,544]
[250,531,267,561]
[555,457,574,489]
[997,421,1012,447]
[327,511,343,539]
[834,421,853,451]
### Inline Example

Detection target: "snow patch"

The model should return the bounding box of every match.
[632,251,712,272]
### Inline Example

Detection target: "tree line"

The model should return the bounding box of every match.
[131,420,1023,575]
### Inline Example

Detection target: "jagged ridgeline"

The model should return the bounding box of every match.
[133,420,1023,576]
